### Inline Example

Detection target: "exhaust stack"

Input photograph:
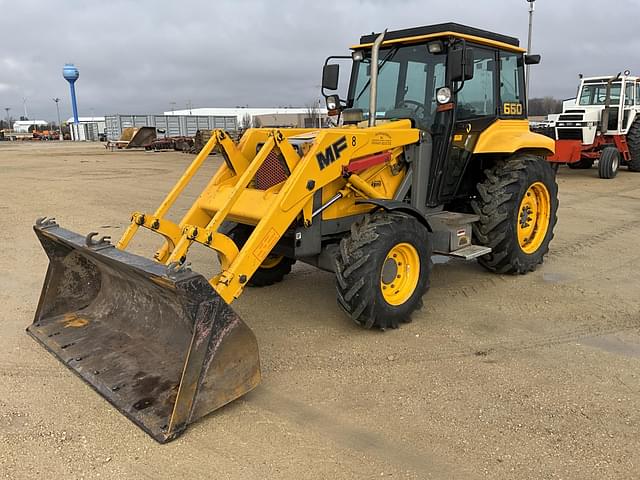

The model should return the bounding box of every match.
[368,30,387,127]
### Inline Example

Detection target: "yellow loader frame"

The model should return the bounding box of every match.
[117,120,419,304]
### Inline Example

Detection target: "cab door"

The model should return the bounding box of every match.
[622,80,635,133]
[429,46,502,205]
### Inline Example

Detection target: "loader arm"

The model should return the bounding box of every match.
[117,122,420,304]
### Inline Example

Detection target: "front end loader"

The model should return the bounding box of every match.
[29,22,558,442]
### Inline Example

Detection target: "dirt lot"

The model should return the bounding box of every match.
[1,142,639,479]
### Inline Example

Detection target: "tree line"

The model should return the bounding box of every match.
[528,97,564,117]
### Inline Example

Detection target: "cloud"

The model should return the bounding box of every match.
[0,0,639,121]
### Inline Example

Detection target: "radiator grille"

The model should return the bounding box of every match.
[559,114,583,121]
[254,150,289,190]
[557,129,583,141]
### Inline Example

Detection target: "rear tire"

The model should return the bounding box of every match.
[598,146,620,179]
[567,158,594,169]
[334,212,432,330]
[626,119,640,171]
[226,224,294,287]
[471,154,558,274]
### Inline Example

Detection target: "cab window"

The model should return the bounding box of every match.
[625,82,635,106]
[456,47,496,120]
[499,51,525,115]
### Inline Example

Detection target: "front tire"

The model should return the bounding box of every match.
[226,224,294,287]
[334,212,432,330]
[626,119,640,171]
[471,154,558,274]
[598,146,620,179]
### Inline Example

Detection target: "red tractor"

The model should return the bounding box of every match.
[546,72,640,178]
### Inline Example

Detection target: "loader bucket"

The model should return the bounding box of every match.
[28,220,260,443]
[125,126,157,149]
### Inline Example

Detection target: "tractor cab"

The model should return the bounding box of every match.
[322,23,541,129]
[322,22,549,205]
[571,74,640,135]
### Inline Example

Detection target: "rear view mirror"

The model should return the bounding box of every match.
[524,54,541,65]
[322,64,340,91]
[449,47,474,83]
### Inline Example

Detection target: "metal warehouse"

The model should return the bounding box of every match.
[105,114,237,141]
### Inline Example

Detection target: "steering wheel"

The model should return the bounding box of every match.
[598,94,607,103]
[397,99,426,118]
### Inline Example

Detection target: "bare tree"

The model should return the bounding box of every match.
[528,97,563,117]
[305,100,321,128]
[240,112,253,131]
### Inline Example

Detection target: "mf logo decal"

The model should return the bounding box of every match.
[316,136,348,170]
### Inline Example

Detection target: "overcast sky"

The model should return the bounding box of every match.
[1,0,639,122]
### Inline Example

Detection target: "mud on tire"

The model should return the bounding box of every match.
[471,154,558,274]
[334,212,432,330]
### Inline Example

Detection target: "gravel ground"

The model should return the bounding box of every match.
[1,142,639,479]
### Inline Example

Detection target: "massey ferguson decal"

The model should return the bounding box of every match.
[316,136,348,169]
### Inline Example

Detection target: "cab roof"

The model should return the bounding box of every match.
[582,75,639,83]
[354,22,524,53]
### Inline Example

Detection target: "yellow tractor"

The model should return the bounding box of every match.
[29,23,557,442]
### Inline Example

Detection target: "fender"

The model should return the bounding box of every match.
[473,119,555,156]
[356,199,432,232]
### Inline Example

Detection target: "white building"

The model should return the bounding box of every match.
[66,116,106,141]
[12,120,49,133]
[165,107,329,128]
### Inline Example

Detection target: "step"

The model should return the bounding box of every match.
[445,244,492,260]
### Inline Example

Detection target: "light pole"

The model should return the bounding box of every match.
[53,98,63,140]
[526,0,536,106]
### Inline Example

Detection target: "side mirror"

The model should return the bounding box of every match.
[524,54,541,65]
[449,47,474,83]
[322,64,340,90]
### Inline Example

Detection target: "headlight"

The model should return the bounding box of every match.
[325,94,340,112]
[352,50,364,61]
[436,87,452,104]
[427,41,444,54]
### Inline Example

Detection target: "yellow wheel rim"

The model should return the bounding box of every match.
[517,181,551,254]
[260,254,283,269]
[380,243,420,306]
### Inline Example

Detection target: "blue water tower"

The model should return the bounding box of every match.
[63,64,80,125]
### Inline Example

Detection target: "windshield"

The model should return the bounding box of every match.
[350,44,446,127]
[578,82,621,105]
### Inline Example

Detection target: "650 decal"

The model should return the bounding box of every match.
[503,103,523,115]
